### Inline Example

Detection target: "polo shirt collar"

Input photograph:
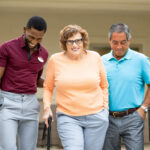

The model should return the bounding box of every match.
[107,48,132,61]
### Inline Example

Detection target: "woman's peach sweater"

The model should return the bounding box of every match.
[43,50,108,116]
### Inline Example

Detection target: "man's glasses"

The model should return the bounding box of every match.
[66,38,83,45]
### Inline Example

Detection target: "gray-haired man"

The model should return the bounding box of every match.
[102,23,150,150]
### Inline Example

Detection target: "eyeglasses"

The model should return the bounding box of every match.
[66,38,83,45]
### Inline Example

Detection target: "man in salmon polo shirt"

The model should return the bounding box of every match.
[102,23,150,150]
[0,16,48,150]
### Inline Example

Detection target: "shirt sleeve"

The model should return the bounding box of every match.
[142,56,150,84]
[0,43,8,67]
[43,56,55,110]
[99,56,109,109]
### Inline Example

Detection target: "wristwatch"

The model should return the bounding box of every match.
[141,105,148,113]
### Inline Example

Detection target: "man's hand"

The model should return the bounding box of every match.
[37,78,44,88]
[0,67,5,84]
[137,107,147,120]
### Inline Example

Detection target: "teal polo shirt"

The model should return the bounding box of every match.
[102,49,150,111]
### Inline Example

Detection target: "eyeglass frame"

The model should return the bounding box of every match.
[66,38,83,46]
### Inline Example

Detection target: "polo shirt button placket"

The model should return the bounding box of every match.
[116,62,119,71]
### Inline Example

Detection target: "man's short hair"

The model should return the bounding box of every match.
[26,16,47,32]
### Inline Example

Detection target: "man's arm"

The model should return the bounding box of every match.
[37,77,44,88]
[37,68,44,88]
[137,84,150,119]
[0,67,5,84]
[142,84,150,107]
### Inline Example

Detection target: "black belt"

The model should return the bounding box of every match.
[109,107,139,118]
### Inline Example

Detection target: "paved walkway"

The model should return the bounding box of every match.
[37,143,150,150]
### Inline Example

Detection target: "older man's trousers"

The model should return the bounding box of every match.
[103,111,144,150]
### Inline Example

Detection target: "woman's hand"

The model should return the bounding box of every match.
[43,107,53,128]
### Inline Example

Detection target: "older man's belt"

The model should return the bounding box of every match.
[109,107,139,118]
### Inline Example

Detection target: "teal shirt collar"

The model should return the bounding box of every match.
[107,48,132,61]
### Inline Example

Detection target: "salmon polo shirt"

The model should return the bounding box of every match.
[43,51,108,116]
[0,35,48,94]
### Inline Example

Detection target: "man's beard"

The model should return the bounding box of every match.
[24,35,40,50]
